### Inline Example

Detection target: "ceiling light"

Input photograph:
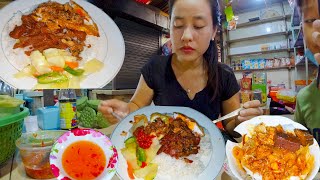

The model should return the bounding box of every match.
[266,27,271,32]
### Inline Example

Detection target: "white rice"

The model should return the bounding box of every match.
[1,7,105,71]
[79,34,105,67]
[152,133,212,180]
[2,11,30,71]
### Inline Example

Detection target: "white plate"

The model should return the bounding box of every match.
[111,106,226,180]
[226,115,320,180]
[0,0,125,89]
[50,129,118,180]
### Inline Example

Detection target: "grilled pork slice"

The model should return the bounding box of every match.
[294,129,314,146]
[157,119,200,158]
[274,128,314,152]
[274,132,301,152]
[144,118,169,139]
[173,112,204,137]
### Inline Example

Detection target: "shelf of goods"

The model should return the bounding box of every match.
[226,31,289,44]
[234,66,294,72]
[225,10,292,62]
[228,48,292,57]
[236,14,291,28]
[224,2,295,90]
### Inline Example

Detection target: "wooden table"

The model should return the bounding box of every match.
[0,155,232,180]
[1,123,319,180]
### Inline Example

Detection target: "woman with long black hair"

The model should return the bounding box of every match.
[99,0,263,138]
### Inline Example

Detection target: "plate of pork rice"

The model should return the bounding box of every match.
[0,0,125,89]
[111,106,226,180]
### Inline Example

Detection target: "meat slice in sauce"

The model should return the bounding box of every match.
[274,132,301,152]
[9,15,48,38]
[157,119,200,159]
[144,118,169,138]
[183,158,193,164]
[33,1,99,36]
[294,129,314,146]
[9,1,97,59]
[10,16,86,58]
[273,126,314,152]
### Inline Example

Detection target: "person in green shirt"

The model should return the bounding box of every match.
[294,0,320,143]
[295,81,320,142]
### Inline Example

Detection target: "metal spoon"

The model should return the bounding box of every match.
[212,107,244,124]
[111,112,124,121]
[212,107,244,141]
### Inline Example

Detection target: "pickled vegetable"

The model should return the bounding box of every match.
[30,50,52,74]
[64,66,84,76]
[37,72,68,84]
[83,58,104,74]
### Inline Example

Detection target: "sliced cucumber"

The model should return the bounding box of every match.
[136,147,146,162]
[64,66,85,76]
[125,136,136,145]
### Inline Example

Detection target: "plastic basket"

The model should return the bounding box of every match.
[0,107,29,166]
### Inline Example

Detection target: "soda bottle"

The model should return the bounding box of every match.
[59,89,77,130]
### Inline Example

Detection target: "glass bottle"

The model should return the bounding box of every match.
[58,89,77,130]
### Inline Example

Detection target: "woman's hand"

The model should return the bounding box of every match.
[98,99,129,124]
[238,100,263,122]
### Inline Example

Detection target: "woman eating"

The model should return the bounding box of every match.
[99,0,263,139]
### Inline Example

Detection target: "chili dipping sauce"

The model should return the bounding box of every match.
[62,140,106,180]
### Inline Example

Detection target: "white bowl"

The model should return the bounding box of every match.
[49,128,118,180]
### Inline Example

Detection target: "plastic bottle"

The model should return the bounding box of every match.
[58,89,77,130]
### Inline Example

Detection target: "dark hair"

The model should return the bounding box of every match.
[296,0,302,6]
[169,0,221,101]
[295,0,303,15]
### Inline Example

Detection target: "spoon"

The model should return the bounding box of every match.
[212,107,244,141]
[111,112,124,121]
[212,107,243,124]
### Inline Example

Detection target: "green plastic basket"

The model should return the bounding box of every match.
[0,107,29,166]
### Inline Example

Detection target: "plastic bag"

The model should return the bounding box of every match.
[0,95,24,118]
[0,95,24,108]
